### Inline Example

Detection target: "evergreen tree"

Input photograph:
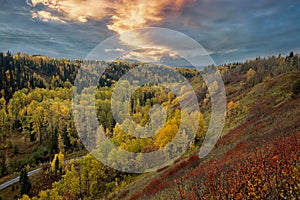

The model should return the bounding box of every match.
[0,155,7,177]
[19,168,31,196]
[55,156,59,175]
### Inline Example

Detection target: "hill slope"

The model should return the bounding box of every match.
[1,52,299,200]
[111,72,300,200]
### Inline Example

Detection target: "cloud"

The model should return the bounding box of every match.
[26,0,195,33]
[120,48,178,63]
[31,10,66,23]
[107,0,193,34]
[3,0,297,65]
[218,49,239,54]
[27,0,114,23]
[25,0,198,63]
[105,48,125,52]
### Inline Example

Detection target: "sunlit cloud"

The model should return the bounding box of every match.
[1,0,298,63]
[27,0,113,23]
[26,0,194,33]
[120,48,178,63]
[26,0,195,62]
[31,10,66,23]
[107,0,191,34]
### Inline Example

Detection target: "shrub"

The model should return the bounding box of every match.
[292,79,300,97]
[33,146,49,164]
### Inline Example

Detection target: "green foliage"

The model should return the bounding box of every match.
[2,87,79,164]
[1,52,300,199]
[29,154,125,199]
[0,52,80,100]
[32,146,49,164]
[54,165,80,200]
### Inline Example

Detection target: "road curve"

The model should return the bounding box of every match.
[0,168,42,190]
[0,155,86,191]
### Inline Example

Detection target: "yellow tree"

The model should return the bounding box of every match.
[0,97,8,142]
[54,165,80,200]
[19,194,31,200]
[51,152,64,174]
[154,110,181,148]
[38,188,62,200]
[227,100,240,122]
[246,68,256,87]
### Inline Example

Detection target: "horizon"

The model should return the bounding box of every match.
[0,50,298,68]
[0,1,300,65]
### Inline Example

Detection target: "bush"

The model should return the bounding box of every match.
[292,79,300,97]
[8,158,32,174]
[8,158,21,173]
[33,146,49,164]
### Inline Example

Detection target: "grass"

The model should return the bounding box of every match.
[0,182,20,200]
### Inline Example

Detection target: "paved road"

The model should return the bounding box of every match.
[0,168,42,190]
[0,155,85,191]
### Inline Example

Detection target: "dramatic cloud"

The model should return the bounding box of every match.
[27,0,113,23]
[1,1,300,64]
[107,0,192,34]
[26,0,197,61]
[26,0,194,33]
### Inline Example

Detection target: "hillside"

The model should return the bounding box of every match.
[0,52,299,200]
[113,72,300,200]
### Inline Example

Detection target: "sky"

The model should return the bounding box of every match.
[0,0,300,65]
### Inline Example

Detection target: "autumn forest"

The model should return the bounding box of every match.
[0,51,299,199]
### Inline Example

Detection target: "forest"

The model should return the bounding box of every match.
[0,51,299,199]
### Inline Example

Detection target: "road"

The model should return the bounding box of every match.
[0,168,42,190]
[0,155,85,191]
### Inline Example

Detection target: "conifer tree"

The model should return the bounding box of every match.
[19,168,31,196]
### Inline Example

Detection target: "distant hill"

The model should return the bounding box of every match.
[1,51,299,101]
[0,52,80,100]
